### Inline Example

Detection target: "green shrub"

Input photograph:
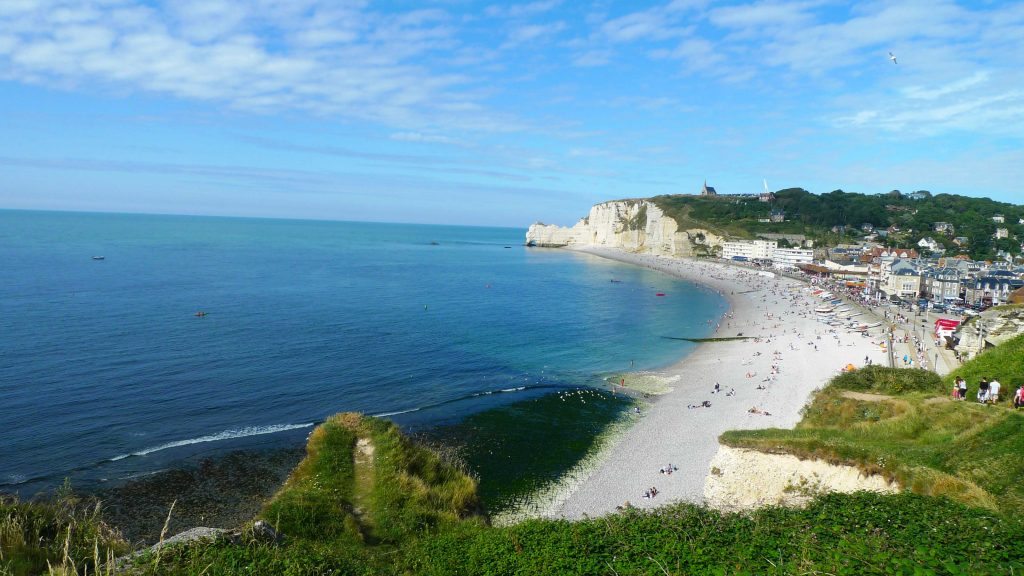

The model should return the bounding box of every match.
[831,365,945,395]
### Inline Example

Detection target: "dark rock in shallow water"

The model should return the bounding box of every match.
[94,447,304,546]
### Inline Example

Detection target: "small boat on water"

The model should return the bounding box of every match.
[92,256,105,260]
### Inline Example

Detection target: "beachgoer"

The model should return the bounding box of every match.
[958,377,967,400]
[978,378,990,403]
[989,378,1001,404]
[1014,385,1024,409]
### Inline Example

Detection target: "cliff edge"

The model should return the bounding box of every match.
[526,199,723,257]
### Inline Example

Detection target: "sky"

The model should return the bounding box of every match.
[1,0,1022,227]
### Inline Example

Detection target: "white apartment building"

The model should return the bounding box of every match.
[772,248,814,269]
[722,240,777,260]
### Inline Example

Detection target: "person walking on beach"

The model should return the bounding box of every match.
[1014,384,1024,409]
[989,378,1001,404]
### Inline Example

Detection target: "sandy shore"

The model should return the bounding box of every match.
[545,247,888,519]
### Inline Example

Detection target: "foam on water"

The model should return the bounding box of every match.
[109,423,316,461]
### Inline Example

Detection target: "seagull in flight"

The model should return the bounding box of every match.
[889,52,897,64]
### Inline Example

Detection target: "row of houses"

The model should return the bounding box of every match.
[805,245,1024,308]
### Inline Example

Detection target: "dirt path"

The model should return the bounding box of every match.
[840,391,895,402]
[350,437,377,542]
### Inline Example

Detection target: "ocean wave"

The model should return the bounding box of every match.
[109,423,314,461]
[371,384,548,419]
[3,473,27,486]
[371,407,422,418]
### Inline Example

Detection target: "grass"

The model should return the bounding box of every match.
[721,354,1024,515]
[941,330,1024,401]
[128,412,485,574]
[0,481,129,576]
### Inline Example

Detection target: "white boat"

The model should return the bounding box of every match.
[815,307,834,314]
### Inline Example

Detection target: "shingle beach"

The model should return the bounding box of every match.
[543,247,887,519]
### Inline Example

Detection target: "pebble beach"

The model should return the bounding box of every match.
[544,247,888,519]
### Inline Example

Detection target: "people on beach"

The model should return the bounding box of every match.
[1014,384,1024,409]
[958,377,968,400]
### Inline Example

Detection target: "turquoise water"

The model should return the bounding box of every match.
[0,210,725,495]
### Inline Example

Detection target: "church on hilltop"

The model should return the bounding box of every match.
[701,181,717,196]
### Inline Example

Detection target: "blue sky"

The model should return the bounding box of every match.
[1,0,1022,227]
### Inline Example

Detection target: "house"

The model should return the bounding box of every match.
[884,259,922,299]
[770,209,785,223]
[933,222,955,236]
[918,237,941,252]
[887,225,901,234]
[758,191,775,202]
[992,214,1005,224]
[994,227,1009,239]
[953,236,970,247]
[870,247,919,260]
[908,191,930,200]
[831,225,848,234]
[701,181,717,196]
[964,276,1024,307]
[861,223,875,232]
[925,267,963,304]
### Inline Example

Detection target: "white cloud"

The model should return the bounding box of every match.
[0,0,489,130]
[485,1,562,19]
[502,22,566,48]
[389,131,461,145]
[901,71,990,101]
[709,0,819,30]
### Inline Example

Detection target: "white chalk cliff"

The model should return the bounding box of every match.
[526,199,723,257]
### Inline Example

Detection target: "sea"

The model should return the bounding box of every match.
[0,210,725,510]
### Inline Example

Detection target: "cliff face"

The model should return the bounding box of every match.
[955,305,1024,359]
[526,199,722,257]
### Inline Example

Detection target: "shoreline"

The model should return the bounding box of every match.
[539,247,888,519]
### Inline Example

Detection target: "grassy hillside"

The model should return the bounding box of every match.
[648,189,1024,259]
[721,340,1024,514]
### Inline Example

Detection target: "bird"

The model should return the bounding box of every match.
[889,52,897,64]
